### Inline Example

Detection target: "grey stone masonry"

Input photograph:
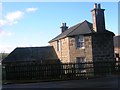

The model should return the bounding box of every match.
[92,32,115,62]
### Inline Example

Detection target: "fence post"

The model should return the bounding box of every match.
[2,64,6,84]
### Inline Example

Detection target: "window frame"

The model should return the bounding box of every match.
[75,35,85,49]
[76,57,86,73]
[57,40,61,51]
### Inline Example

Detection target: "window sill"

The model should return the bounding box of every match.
[76,47,85,49]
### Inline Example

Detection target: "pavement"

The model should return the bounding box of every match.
[2,75,120,90]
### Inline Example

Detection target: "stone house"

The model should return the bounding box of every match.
[49,3,115,64]
[3,3,115,65]
[2,3,115,75]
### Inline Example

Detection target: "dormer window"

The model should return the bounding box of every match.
[76,35,84,49]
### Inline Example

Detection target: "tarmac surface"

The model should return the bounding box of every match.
[2,75,120,90]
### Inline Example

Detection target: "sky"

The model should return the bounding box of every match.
[0,2,118,53]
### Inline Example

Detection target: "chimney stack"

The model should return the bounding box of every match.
[60,23,68,33]
[94,3,97,8]
[91,3,106,32]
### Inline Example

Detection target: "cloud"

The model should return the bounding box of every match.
[0,19,18,26]
[0,30,14,37]
[0,11,24,27]
[4,11,24,26]
[25,8,38,12]
[0,20,7,26]
[5,11,24,21]
[0,7,38,27]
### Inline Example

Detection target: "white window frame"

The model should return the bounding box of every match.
[76,57,86,73]
[57,40,61,51]
[76,35,85,49]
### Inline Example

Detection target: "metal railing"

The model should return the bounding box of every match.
[2,61,120,83]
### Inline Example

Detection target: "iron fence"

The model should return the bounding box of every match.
[2,61,120,83]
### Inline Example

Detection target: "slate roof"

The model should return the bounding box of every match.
[114,35,120,48]
[2,46,59,63]
[49,20,95,43]
[49,20,114,43]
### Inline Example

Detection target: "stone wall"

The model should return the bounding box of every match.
[68,35,94,74]
[50,32,114,64]
[49,41,62,61]
[69,35,93,63]
[92,32,114,62]
[49,37,70,63]
[91,32,115,75]
[69,37,85,63]
[84,35,93,62]
[50,35,94,63]
[61,37,70,63]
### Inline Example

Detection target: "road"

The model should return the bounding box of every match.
[2,75,120,90]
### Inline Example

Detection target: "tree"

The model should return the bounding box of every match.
[0,51,9,61]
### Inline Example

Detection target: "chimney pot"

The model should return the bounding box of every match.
[62,23,64,26]
[64,23,66,26]
[94,3,97,9]
[60,22,68,33]
[98,4,101,9]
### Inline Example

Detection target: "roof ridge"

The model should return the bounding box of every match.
[85,21,94,33]
[58,22,81,37]
[65,22,82,37]
[67,20,89,36]
[66,20,86,36]
[48,22,81,43]
[49,20,94,43]
[16,46,52,49]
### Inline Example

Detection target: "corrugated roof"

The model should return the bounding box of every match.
[2,46,59,63]
[49,20,95,43]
